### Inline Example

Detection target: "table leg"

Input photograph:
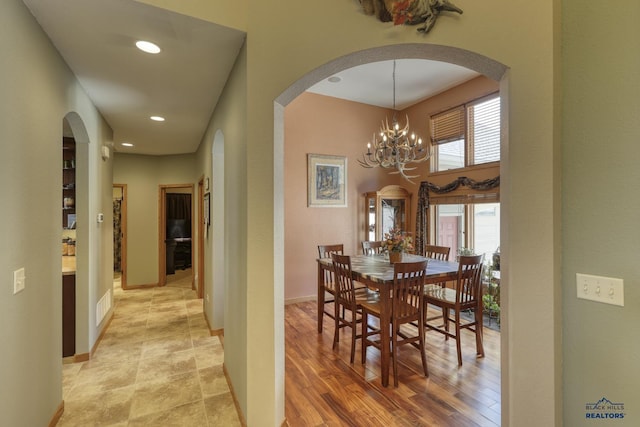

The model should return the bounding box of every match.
[380,285,390,387]
[317,262,324,333]
[476,298,485,356]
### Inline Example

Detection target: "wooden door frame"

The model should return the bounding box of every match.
[158,184,194,287]
[113,184,128,289]
[197,177,205,299]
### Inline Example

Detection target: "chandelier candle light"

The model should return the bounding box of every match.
[358,60,431,182]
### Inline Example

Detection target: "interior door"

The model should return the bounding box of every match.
[438,215,460,257]
[113,184,127,288]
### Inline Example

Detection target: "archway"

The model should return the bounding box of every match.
[274,43,509,421]
[62,112,91,359]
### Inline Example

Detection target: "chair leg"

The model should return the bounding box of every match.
[361,312,368,364]
[475,308,485,358]
[418,317,428,377]
[455,310,463,366]
[443,307,450,341]
[350,315,357,364]
[333,300,340,350]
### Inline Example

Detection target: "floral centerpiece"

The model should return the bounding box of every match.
[383,228,413,263]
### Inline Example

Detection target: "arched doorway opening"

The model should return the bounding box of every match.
[274,43,509,422]
[62,112,91,360]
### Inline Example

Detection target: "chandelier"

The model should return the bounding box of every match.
[358,60,430,182]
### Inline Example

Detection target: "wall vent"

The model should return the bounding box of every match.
[96,288,112,326]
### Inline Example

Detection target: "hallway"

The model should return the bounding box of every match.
[58,270,240,426]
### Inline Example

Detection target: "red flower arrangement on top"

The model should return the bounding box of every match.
[389,0,414,25]
[383,228,413,253]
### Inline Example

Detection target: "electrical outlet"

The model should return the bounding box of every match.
[13,268,25,294]
[576,273,624,306]
[206,293,210,303]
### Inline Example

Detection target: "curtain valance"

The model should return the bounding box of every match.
[415,176,500,255]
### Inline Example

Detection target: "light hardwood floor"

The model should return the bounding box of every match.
[285,301,501,427]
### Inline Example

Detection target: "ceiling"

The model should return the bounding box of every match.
[22,0,246,156]
[22,0,478,156]
[308,59,478,111]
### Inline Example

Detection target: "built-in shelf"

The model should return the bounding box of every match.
[62,136,76,358]
[62,137,76,230]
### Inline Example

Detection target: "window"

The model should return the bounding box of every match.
[431,94,500,172]
[434,202,500,260]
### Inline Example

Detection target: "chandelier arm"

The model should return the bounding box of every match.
[357,157,377,168]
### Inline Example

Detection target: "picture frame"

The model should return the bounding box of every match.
[307,153,347,207]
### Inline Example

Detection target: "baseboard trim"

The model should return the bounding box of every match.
[223,363,247,427]
[74,353,90,363]
[203,310,224,338]
[48,401,64,427]
[62,308,113,364]
[90,310,114,358]
[285,295,315,305]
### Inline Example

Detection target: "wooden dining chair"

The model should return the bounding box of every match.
[361,260,429,386]
[331,253,379,363]
[424,244,452,293]
[424,254,485,366]
[425,244,451,261]
[361,240,384,255]
[317,244,344,332]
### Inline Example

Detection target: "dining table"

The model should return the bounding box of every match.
[317,252,460,387]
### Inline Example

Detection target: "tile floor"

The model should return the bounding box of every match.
[58,269,241,426]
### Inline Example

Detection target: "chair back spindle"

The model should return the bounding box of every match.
[331,253,358,310]
[393,260,428,321]
[425,244,451,261]
[362,240,384,255]
[457,255,484,305]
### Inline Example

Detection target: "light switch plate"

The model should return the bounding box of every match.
[576,273,624,306]
[13,268,25,294]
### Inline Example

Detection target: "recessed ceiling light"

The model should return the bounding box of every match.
[135,40,161,54]
[121,142,134,147]
[150,116,165,122]
[328,76,342,83]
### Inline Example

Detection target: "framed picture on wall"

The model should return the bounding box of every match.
[307,153,347,207]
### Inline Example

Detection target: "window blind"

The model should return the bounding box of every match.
[430,106,465,145]
[468,96,500,165]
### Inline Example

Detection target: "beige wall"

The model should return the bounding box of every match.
[195,42,249,414]
[113,153,197,286]
[0,0,114,424]
[562,0,640,425]
[284,92,400,301]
